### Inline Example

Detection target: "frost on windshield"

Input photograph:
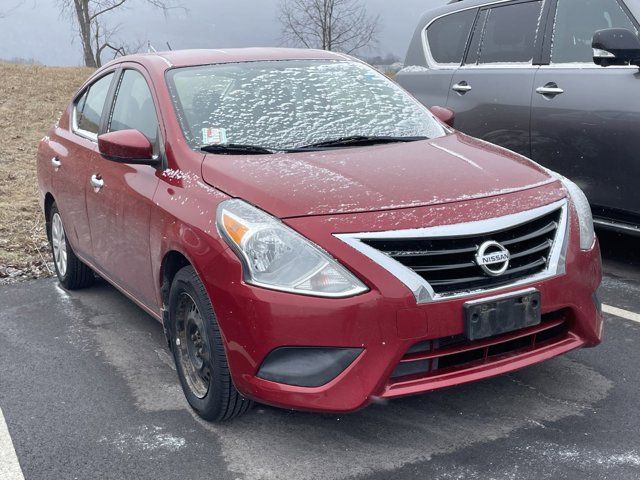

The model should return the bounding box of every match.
[167,60,445,151]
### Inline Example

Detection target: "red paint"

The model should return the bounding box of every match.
[430,105,455,127]
[396,309,428,340]
[200,132,552,218]
[98,129,154,162]
[36,49,602,413]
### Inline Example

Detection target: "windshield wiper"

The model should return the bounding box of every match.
[287,135,429,151]
[201,143,275,155]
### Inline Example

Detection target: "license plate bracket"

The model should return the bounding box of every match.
[464,289,541,341]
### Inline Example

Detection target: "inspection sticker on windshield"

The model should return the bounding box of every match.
[202,127,227,145]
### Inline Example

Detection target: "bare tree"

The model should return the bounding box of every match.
[58,0,178,68]
[278,0,379,54]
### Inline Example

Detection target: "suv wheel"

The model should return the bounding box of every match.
[169,265,252,421]
[48,203,94,290]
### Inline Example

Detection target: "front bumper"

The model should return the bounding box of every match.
[201,190,603,413]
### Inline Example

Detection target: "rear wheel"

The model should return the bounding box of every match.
[169,265,252,421]
[48,203,94,290]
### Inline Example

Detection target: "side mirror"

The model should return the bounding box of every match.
[430,106,455,127]
[592,28,640,67]
[98,129,158,165]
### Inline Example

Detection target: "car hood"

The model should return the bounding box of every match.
[201,132,555,218]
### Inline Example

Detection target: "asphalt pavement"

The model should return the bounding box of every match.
[1,229,639,480]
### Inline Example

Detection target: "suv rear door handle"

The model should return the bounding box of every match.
[90,174,104,191]
[536,83,564,97]
[452,82,472,94]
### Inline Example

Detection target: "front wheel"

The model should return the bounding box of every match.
[169,265,252,421]
[48,203,94,290]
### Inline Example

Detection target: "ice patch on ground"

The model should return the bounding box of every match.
[100,425,186,453]
[521,442,640,468]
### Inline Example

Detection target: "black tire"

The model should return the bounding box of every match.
[48,203,94,290]
[169,265,252,421]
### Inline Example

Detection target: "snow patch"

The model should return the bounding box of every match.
[100,425,186,453]
[399,65,430,73]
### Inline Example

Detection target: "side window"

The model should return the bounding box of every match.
[426,9,477,65]
[74,72,114,137]
[469,1,543,65]
[109,69,159,144]
[551,0,638,64]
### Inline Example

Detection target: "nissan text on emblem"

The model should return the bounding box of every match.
[475,241,511,276]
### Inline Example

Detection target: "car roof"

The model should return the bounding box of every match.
[102,47,349,71]
[416,0,511,27]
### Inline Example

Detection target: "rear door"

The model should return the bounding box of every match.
[447,0,549,157]
[85,66,161,309]
[53,71,116,263]
[531,0,640,223]
[398,8,478,108]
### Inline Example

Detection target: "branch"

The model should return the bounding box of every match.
[89,0,127,21]
[0,1,22,18]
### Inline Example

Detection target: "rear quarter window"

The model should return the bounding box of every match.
[426,9,478,65]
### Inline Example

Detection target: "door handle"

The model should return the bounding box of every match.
[51,157,61,170]
[452,82,472,94]
[90,174,104,191]
[536,83,564,97]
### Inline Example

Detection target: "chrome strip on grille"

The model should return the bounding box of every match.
[335,199,569,304]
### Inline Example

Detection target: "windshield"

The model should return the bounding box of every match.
[166,59,446,151]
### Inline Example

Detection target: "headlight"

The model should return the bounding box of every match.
[555,174,595,250]
[217,199,368,297]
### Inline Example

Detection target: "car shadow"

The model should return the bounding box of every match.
[68,277,613,480]
[598,228,640,283]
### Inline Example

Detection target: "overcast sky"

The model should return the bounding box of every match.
[0,0,447,66]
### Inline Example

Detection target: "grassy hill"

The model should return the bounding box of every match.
[0,63,94,283]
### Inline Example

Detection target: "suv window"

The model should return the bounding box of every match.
[427,9,477,65]
[74,72,114,137]
[551,0,638,64]
[468,1,543,65]
[109,69,159,143]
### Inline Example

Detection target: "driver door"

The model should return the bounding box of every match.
[86,66,162,309]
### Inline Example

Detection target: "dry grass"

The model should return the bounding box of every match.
[0,63,94,283]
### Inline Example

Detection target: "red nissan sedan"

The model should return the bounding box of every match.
[37,48,603,421]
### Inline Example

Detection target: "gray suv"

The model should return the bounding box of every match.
[397,0,640,234]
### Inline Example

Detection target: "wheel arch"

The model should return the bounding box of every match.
[160,249,193,346]
[44,193,56,240]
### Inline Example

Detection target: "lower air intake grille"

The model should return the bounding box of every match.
[390,311,570,380]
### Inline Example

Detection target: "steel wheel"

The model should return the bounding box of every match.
[175,293,212,399]
[51,212,68,277]
[169,265,252,421]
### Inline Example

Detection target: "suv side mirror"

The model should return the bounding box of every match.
[430,106,455,127]
[592,28,640,67]
[98,129,159,166]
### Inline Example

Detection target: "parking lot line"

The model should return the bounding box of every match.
[0,408,24,480]
[603,304,640,324]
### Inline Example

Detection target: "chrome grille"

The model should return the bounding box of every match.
[360,208,563,296]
